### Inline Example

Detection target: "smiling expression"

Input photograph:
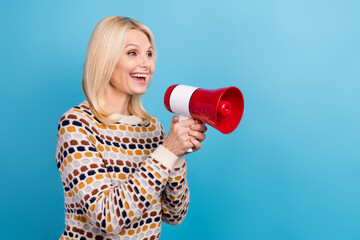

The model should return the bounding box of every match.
[108,29,155,98]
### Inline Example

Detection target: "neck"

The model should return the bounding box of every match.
[105,85,132,116]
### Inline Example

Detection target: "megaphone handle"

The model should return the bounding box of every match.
[178,115,193,153]
[178,115,189,122]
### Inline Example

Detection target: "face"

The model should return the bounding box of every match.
[108,29,155,98]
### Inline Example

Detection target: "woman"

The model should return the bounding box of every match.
[56,16,206,240]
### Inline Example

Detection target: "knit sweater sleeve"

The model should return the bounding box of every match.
[161,156,190,225]
[157,126,190,225]
[56,111,179,235]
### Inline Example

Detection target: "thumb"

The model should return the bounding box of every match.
[172,116,179,124]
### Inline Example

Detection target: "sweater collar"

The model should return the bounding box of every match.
[109,113,142,125]
[81,100,143,125]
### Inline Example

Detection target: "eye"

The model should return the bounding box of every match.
[128,51,137,56]
[146,51,153,57]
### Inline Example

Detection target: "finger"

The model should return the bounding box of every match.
[172,116,179,124]
[189,131,206,142]
[186,139,195,148]
[189,138,202,151]
[181,139,194,154]
[191,123,207,132]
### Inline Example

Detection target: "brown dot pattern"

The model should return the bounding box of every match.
[56,101,190,240]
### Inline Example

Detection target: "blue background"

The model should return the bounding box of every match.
[1,0,359,239]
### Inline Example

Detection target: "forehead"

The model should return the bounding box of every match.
[125,29,151,47]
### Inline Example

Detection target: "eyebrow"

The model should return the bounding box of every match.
[125,44,153,50]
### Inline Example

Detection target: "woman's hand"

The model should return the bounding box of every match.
[162,116,207,156]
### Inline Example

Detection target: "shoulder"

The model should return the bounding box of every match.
[149,115,162,127]
[149,115,160,125]
[149,115,165,133]
[57,101,98,133]
[58,100,93,120]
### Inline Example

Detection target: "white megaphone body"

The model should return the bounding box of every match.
[164,84,245,135]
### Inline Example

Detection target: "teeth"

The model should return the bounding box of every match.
[131,73,148,78]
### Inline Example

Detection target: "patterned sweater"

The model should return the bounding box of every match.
[56,101,190,240]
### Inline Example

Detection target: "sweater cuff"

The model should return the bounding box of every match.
[151,145,179,170]
[173,156,186,169]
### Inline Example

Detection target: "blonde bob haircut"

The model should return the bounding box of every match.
[82,16,157,125]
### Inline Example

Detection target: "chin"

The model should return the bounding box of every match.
[131,87,148,96]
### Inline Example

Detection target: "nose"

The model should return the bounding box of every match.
[139,55,150,69]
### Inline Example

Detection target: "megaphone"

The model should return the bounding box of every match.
[164,84,244,134]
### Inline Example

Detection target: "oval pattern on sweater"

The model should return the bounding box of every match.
[56,101,189,240]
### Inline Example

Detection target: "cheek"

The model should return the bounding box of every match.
[150,62,156,74]
[118,65,132,80]
[116,58,136,75]
[114,68,124,81]
[111,66,130,87]
[125,61,137,73]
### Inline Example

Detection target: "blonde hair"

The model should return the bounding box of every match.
[82,16,157,125]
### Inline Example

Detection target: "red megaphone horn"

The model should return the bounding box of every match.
[164,84,244,134]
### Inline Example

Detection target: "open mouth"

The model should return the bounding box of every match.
[130,72,148,84]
